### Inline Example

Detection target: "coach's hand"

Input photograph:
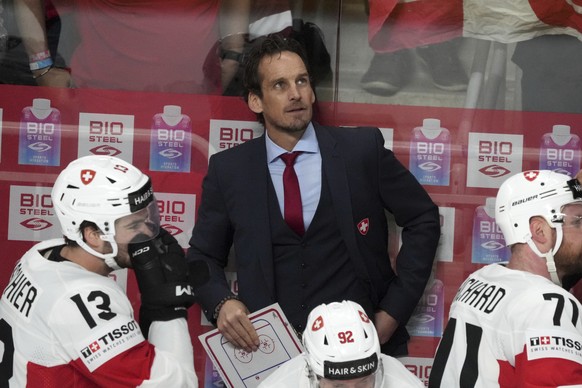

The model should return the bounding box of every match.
[217,299,259,353]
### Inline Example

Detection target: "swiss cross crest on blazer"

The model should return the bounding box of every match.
[357,218,369,235]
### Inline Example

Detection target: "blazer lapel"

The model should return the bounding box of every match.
[243,136,276,299]
[315,125,372,283]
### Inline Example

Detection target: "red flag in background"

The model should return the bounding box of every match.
[464,0,582,43]
[368,0,463,53]
[368,0,582,53]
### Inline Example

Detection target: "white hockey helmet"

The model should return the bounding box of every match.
[495,170,582,284]
[303,301,381,384]
[51,155,160,268]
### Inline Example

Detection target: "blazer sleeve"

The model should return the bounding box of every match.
[375,128,441,324]
[187,154,234,322]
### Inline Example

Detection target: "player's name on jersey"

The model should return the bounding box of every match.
[2,262,38,318]
[453,277,506,314]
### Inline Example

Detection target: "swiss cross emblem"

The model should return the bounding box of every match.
[359,310,370,323]
[80,169,96,185]
[540,336,551,345]
[312,316,324,331]
[523,170,539,182]
[357,218,369,235]
[89,341,100,352]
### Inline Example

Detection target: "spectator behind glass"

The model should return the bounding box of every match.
[0,0,67,85]
[215,0,293,96]
[12,0,223,93]
[512,34,582,114]
[429,169,582,387]
[187,35,440,357]
[361,1,468,96]
[259,300,424,388]
[0,155,203,386]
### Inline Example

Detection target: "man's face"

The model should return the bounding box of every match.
[111,203,160,266]
[318,373,376,388]
[249,51,315,135]
[555,203,582,275]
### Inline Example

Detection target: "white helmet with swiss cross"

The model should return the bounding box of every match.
[51,155,160,269]
[495,169,582,285]
[303,300,382,385]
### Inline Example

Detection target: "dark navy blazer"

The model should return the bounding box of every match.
[187,123,440,345]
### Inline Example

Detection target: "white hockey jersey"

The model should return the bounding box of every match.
[429,264,582,387]
[0,239,197,387]
[258,353,424,387]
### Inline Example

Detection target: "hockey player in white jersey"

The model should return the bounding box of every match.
[429,170,582,387]
[0,155,203,387]
[259,300,423,387]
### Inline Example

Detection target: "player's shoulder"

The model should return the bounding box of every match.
[259,355,310,387]
[380,355,424,387]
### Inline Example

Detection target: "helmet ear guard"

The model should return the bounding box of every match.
[302,301,381,382]
[51,155,159,269]
[495,170,582,285]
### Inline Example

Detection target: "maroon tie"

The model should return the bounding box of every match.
[280,152,304,235]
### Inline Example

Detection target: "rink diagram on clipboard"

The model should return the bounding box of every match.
[200,304,303,387]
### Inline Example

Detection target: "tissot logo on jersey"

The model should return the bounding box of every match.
[530,335,582,350]
[527,330,582,364]
[79,320,142,371]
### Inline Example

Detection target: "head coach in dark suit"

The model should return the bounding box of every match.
[187,35,441,357]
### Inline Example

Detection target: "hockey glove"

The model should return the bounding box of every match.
[129,228,195,335]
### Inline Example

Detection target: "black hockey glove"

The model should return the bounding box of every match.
[129,228,195,336]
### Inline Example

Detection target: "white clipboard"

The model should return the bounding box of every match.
[199,303,303,387]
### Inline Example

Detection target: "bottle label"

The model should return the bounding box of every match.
[18,105,61,166]
[539,133,581,177]
[409,127,451,186]
[471,205,510,264]
[406,279,444,337]
[149,112,192,172]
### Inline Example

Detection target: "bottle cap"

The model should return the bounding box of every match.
[163,105,181,117]
[423,118,441,130]
[552,125,571,137]
[32,98,51,110]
